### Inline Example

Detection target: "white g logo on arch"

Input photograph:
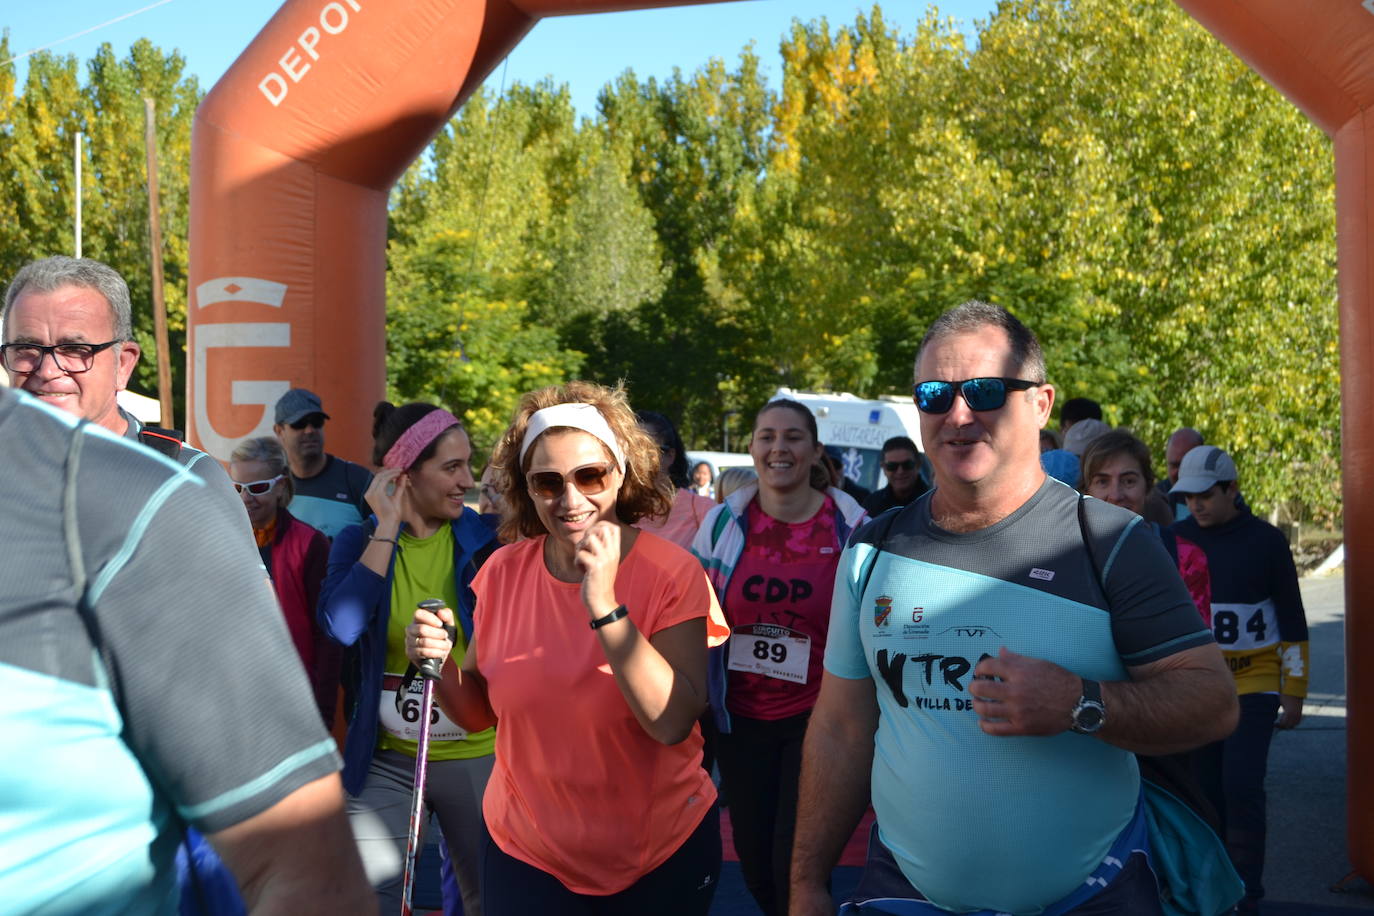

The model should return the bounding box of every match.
[189,277,291,461]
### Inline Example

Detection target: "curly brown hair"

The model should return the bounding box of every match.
[491,381,673,542]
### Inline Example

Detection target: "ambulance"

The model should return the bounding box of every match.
[772,388,933,495]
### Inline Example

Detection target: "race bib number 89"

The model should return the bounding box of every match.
[728,624,810,684]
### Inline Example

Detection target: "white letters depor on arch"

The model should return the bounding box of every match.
[258,0,365,107]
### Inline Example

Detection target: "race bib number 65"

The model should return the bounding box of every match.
[379,672,468,742]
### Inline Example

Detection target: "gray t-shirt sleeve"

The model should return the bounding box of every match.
[84,460,339,834]
[1097,515,1215,666]
[181,447,255,541]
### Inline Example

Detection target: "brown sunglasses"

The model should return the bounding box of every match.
[526,462,616,499]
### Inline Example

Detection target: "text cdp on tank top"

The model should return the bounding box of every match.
[723,494,842,719]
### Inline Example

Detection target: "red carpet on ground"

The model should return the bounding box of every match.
[719,806,874,868]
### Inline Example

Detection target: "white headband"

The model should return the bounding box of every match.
[519,403,626,472]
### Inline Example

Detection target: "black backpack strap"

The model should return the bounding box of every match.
[1083,500,1223,835]
[1158,525,1180,567]
[471,538,500,576]
[856,502,908,601]
[350,461,372,508]
[138,425,185,459]
[1075,494,1109,606]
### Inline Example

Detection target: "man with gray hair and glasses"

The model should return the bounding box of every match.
[2,256,245,526]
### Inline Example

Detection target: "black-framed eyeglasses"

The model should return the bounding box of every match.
[0,340,120,374]
[233,475,284,495]
[527,463,615,499]
[883,459,917,472]
[913,377,1040,414]
[289,414,326,430]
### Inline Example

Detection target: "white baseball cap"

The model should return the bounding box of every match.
[1170,445,1238,494]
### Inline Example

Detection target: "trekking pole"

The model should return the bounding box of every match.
[400,598,454,916]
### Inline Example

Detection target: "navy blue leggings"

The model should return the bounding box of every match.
[480,804,720,916]
[1198,691,1280,903]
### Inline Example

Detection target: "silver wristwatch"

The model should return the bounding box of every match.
[1070,678,1106,735]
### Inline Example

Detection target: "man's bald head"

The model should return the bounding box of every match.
[1165,427,1204,485]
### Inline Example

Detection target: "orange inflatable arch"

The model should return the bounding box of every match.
[187,0,1371,879]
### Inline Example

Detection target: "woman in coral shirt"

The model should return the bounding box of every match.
[407,381,729,915]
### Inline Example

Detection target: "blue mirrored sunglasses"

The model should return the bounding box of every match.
[913,377,1040,414]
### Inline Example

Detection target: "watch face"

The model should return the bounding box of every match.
[1074,702,1105,733]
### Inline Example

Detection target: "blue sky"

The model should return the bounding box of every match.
[4,0,998,117]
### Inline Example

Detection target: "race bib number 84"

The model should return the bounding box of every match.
[728,624,810,684]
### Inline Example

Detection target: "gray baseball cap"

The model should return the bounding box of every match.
[274,388,330,426]
[1062,418,1110,457]
[1170,445,1237,494]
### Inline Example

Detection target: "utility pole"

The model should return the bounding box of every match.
[74,132,82,258]
[144,97,174,428]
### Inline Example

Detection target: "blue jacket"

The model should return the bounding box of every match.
[318,511,496,795]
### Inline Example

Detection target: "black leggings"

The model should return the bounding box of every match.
[480,804,721,916]
[715,711,811,916]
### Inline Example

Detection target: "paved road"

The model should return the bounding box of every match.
[1262,572,1374,912]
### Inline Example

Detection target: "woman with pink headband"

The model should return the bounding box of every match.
[404,380,729,915]
[319,401,498,916]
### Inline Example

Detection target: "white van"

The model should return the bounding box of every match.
[685,450,754,475]
[772,388,931,494]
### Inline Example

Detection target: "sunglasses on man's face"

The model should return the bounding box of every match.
[526,463,615,499]
[289,414,325,430]
[883,459,917,473]
[913,377,1039,414]
[233,475,284,496]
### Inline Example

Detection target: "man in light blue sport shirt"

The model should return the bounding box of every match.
[790,301,1237,916]
[0,385,374,914]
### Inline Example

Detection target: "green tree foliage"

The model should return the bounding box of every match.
[385,83,593,455]
[953,0,1338,518]
[81,39,199,403]
[382,0,1337,519]
[2,2,1339,520]
[588,56,772,445]
[386,227,582,455]
[0,37,198,421]
[0,35,26,271]
[6,48,89,263]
